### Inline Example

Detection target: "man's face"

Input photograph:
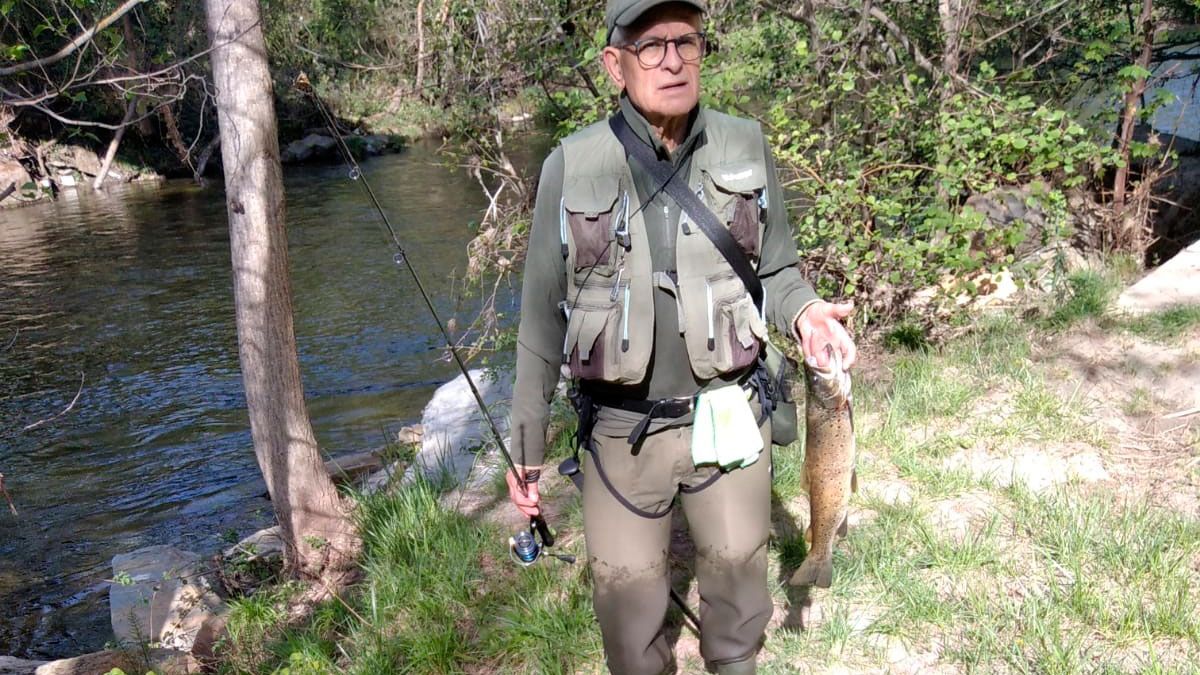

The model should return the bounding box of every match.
[602,5,703,125]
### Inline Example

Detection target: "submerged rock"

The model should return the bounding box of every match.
[0,655,45,675]
[110,545,225,654]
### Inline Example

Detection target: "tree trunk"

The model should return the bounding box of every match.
[93,98,136,189]
[1112,0,1155,225]
[415,0,426,100]
[203,0,361,588]
[937,0,966,83]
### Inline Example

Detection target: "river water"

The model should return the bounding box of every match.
[0,140,532,659]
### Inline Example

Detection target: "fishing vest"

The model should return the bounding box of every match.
[558,110,770,384]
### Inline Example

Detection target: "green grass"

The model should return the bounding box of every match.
[1122,304,1200,342]
[217,296,1200,674]
[1043,270,1118,329]
[219,478,602,674]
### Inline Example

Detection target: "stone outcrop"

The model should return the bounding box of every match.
[324,450,384,484]
[44,145,103,178]
[110,546,225,654]
[963,184,1056,260]
[1117,239,1200,314]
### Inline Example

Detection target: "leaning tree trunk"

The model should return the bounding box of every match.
[1112,0,1155,229]
[204,0,361,589]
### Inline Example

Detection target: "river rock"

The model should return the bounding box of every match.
[412,368,513,485]
[324,450,384,484]
[964,185,1053,259]
[0,159,34,207]
[361,134,391,155]
[31,649,197,674]
[110,545,225,653]
[44,144,103,177]
[0,656,45,674]
[223,525,285,561]
[281,133,337,163]
[396,424,423,445]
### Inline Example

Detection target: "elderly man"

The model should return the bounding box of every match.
[506,1,856,673]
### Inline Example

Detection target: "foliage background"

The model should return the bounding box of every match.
[3,0,1200,325]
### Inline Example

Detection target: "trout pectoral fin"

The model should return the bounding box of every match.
[803,525,813,544]
[851,468,858,493]
[837,515,848,538]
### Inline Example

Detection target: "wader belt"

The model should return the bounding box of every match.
[592,392,694,447]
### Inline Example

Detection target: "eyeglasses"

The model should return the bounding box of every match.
[619,32,706,69]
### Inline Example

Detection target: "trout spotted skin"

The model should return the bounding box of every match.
[790,348,856,589]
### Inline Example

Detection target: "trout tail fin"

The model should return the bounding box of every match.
[790,554,834,588]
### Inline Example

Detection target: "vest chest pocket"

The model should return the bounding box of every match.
[562,175,626,278]
[678,272,768,380]
[702,161,766,259]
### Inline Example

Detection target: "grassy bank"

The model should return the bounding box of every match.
[217,273,1200,674]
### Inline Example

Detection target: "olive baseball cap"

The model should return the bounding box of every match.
[606,0,706,44]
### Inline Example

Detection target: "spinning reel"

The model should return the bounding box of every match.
[509,517,577,566]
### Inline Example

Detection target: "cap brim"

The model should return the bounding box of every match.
[612,0,705,29]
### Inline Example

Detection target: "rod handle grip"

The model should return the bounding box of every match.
[532,515,556,548]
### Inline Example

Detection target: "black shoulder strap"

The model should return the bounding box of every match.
[608,113,763,311]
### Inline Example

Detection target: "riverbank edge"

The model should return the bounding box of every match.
[0,93,541,212]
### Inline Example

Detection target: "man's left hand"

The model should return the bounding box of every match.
[794,301,857,370]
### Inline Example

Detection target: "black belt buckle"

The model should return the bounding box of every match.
[655,396,693,418]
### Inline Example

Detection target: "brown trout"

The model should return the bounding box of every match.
[790,348,856,589]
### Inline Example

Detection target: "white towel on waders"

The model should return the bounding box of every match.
[692,384,763,469]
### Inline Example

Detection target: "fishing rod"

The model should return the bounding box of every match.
[293,73,569,564]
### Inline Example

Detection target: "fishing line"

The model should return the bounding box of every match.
[295,73,559,549]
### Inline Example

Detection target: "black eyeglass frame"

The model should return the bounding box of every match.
[618,31,707,69]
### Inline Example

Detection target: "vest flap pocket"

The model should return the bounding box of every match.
[563,175,623,274]
[678,273,762,380]
[565,303,618,380]
[563,175,621,214]
[726,294,767,349]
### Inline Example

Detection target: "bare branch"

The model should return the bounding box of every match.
[974,0,1070,50]
[23,371,84,432]
[0,473,16,517]
[295,44,408,71]
[0,0,150,76]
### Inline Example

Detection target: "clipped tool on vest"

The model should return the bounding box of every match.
[295,74,572,569]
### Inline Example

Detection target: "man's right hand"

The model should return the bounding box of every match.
[506,467,542,517]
